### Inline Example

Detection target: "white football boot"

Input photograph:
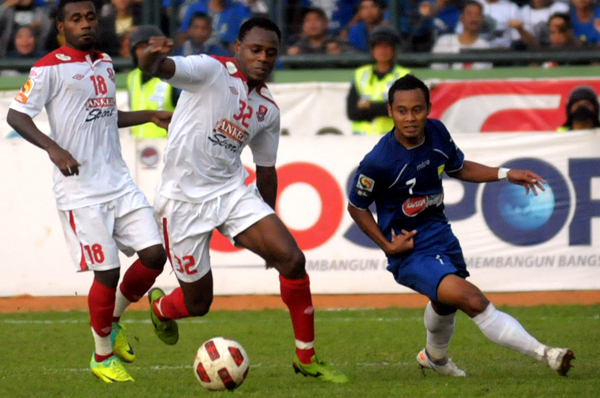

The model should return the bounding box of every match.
[544,347,575,376]
[417,348,467,377]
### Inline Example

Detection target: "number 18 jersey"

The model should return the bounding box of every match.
[9,46,137,211]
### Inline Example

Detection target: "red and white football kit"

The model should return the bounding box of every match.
[156,55,280,282]
[9,46,161,271]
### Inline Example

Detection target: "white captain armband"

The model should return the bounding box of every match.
[498,167,510,181]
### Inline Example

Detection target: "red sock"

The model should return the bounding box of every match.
[153,287,190,321]
[89,279,115,362]
[280,274,315,364]
[120,259,163,303]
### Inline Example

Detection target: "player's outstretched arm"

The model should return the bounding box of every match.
[117,110,172,129]
[347,203,416,256]
[256,166,277,209]
[7,109,81,177]
[138,36,176,80]
[448,160,546,196]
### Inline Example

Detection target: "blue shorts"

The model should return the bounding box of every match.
[386,238,469,301]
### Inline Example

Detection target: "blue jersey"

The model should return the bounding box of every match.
[348,119,464,250]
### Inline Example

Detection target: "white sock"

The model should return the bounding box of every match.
[472,303,547,361]
[112,287,132,321]
[91,327,113,357]
[424,301,456,362]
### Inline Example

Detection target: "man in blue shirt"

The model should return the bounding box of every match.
[348,74,575,377]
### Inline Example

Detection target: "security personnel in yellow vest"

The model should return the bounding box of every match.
[128,25,178,138]
[346,26,410,135]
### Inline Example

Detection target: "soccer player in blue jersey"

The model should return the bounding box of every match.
[347,74,575,377]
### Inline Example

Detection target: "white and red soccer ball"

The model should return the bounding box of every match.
[193,337,250,391]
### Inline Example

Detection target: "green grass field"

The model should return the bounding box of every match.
[1,305,598,397]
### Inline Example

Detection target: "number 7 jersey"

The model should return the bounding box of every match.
[9,46,137,211]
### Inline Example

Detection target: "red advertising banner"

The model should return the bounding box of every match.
[429,79,600,133]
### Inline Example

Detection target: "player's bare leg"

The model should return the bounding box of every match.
[234,214,348,383]
[112,244,166,361]
[436,275,574,376]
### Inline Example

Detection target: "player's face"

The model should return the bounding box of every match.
[235,27,279,83]
[387,88,431,145]
[58,1,98,51]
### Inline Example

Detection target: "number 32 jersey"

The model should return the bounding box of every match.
[158,55,280,203]
[10,46,136,211]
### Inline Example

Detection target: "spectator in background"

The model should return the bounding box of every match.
[178,12,230,56]
[0,0,52,57]
[179,0,251,53]
[548,12,582,47]
[348,0,386,52]
[431,0,493,69]
[127,25,178,139]
[96,0,142,57]
[236,0,269,15]
[346,26,410,135]
[419,0,462,41]
[6,25,44,58]
[391,0,437,52]
[559,85,600,131]
[301,0,361,36]
[520,0,568,45]
[287,7,355,54]
[570,0,600,45]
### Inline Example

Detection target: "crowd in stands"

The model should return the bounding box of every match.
[1,0,599,69]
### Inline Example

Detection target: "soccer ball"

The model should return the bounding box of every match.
[193,337,250,391]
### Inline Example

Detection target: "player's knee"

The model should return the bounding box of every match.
[464,294,490,317]
[277,248,305,279]
[139,245,167,271]
[185,295,213,317]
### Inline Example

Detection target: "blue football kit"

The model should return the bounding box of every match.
[348,119,470,300]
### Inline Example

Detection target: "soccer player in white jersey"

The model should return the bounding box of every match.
[138,17,347,383]
[6,0,172,383]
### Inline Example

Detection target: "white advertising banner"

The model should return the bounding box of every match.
[1,124,599,296]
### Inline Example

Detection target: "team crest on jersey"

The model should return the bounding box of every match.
[226,61,238,75]
[107,68,115,83]
[402,193,444,217]
[29,70,37,77]
[229,86,238,95]
[257,105,268,122]
[72,74,84,80]
[437,164,445,178]
[55,53,71,61]
[14,79,35,103]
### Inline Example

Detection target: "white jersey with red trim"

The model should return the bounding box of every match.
[9,46,137,210]
[158,55,280,203]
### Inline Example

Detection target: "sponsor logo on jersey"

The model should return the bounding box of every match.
[208,118,250,153]
[357,174,375,192]
[214,118,249,144]
[72,74,85,80]
[416,159,430,171]
[229,86,238,95]
[55,53,71,61]
[107,68,115,83]
[14,79,35,103]
[257,105,268,122]
[402,193,444,217]
[86,97,116,110]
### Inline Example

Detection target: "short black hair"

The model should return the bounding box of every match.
[56,0,97,22]
[360,0,385,9]
[549,12,572,30]
[388,74,430,106]
[190,12,212,27]
[304,7,328,22]
[462,0,483,13]
[238,17,281,43]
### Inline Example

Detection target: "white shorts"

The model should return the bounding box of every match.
[155,184,274,283]
[58,189,162,272]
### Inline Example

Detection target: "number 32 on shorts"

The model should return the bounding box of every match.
[174,255,197,275]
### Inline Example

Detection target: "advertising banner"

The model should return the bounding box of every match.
[1,130,598,296]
